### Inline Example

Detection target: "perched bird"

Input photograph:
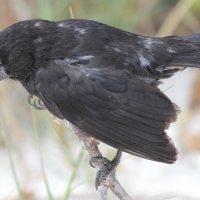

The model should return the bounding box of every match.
[0,19,199,174]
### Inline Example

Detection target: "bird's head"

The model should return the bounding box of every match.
[0,19,55,82]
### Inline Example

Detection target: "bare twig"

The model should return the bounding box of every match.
[54,117,132,200]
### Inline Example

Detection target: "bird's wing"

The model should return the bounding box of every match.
[35,59,178,164]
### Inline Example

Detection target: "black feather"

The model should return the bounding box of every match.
[2,19,200,164]
[35,60,178,163]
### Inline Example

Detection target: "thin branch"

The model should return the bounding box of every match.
[54,118,133,200]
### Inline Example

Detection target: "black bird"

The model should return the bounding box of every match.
[0,19,199,174]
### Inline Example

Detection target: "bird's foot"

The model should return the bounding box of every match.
[89,150,122,190]
[28,94,46,110]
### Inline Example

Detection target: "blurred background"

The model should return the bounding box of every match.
[1,0,200,199]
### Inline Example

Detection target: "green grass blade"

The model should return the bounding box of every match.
[61,146,84,200]
[69,6,75,19]
[163,85,174,92]
[31,108,54,200]
[70,176,95,192]
[44,113,76,167]
[53,130,76,167]
[1,119,24,200]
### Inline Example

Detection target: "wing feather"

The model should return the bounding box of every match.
[35,60,178,163]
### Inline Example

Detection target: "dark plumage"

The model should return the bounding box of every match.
[1,19,200,164]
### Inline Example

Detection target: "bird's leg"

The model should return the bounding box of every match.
[54,124,132,199]
[90,150,122,190]
[27,94,46,110]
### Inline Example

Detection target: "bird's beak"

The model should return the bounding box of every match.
[0,66,9,81]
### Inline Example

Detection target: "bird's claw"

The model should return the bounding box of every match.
[89,157,111,189]
[90,150,122,190]
[28,94,46,110]
[95,160,116,190]
[89,157,110,168]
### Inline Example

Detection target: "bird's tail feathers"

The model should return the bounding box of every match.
[152,34,200,78]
